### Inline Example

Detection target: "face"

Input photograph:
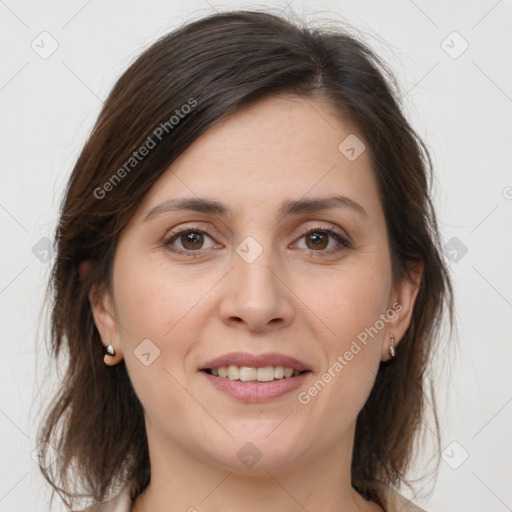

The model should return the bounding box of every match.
[90,95,419,474]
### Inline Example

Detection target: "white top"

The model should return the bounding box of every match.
[80,484,428,512]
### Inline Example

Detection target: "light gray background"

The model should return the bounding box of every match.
[1,1,511,511]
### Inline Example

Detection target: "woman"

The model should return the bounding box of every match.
[38,9,453,512]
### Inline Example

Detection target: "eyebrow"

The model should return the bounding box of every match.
[142,194,367,223]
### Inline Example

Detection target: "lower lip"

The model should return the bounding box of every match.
[200,371,311,403]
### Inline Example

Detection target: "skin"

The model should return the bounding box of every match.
[86,95,422,512]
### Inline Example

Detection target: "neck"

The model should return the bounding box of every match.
[131,420,382,512]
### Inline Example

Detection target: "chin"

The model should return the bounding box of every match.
[206,428,308,472]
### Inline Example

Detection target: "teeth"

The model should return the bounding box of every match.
[274,366,284,379]
[208,365,302,381]
[227,365,240,380]
[256,366,274,382]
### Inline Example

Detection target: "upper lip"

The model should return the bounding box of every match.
[200,352,312,372]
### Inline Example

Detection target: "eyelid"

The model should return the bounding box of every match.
[164,221,348,240]
[163,221,351,255]
[294,222,350,243]
[291,223,352,254]
[163,224,218,250]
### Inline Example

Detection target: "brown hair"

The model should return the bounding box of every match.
[38,9,453,509]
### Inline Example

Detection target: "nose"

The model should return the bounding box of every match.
[218,245,295,333]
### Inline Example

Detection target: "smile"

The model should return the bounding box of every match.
[203,365,308,382]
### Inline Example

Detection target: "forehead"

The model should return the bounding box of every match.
[135,95,380,221]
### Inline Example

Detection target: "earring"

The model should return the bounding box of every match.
[105,344,116,356]
[389,334,396,358]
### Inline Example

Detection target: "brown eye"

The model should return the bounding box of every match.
[305,231,329,250]
[164,228,217,256]
[180,231,205,250]
[295,226,351,255]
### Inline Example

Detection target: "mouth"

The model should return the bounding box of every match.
[198,352,312,402]
[202,365,310,382]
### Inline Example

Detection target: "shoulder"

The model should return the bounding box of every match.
[380,485,429,512]
[74,485,132,512]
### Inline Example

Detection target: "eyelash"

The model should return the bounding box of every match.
[163,223,351,258]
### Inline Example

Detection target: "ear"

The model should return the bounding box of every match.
[381,260,423,361]
[79,261,123,365]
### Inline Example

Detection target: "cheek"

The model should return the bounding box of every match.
[113,252,218,341]
[302,256,391,348]
[111,254,220,417]
[295,258,390,411]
